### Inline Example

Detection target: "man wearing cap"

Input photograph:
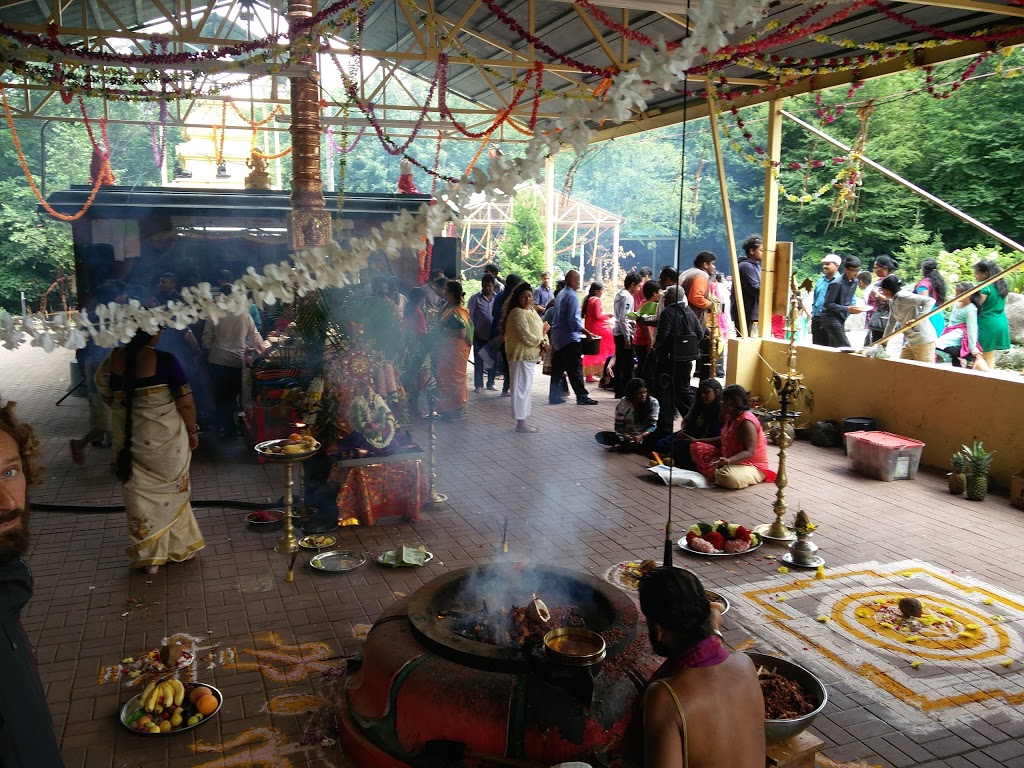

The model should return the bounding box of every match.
[818,255,865,348]
[812,254,850,347]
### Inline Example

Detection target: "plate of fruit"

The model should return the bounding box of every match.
[678,520,761,556]
[120,680,223,735]
[255,434,320,460]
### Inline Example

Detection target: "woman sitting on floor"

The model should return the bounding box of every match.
[595,377,660,453]
[690,384,775,490]
[654,378,723,469]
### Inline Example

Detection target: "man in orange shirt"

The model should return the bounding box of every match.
[679,251,717,379]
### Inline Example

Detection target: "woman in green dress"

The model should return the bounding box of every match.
[973,259,1010,370]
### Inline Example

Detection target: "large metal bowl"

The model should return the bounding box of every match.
[746,652,828,745]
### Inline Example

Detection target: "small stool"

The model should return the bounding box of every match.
[765,732,824,768]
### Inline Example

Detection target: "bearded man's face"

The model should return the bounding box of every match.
[0,431,29,563]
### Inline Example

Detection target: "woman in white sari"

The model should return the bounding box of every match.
[96,330,205,574]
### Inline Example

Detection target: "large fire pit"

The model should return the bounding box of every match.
[337,563,658,767]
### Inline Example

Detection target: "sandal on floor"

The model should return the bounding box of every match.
[515,425,540,433]
[69,440,86,465]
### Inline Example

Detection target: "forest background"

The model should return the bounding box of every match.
[1,47,1022,312]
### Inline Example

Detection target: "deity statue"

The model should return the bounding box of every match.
[244,149,272,189]
[397,157,420,195]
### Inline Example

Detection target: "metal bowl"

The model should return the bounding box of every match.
[746,652,828,744]
[543,627,607,667]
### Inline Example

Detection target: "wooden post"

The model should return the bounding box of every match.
[759,98,784,336]
[545,155,556,276]
[288,0,330,248]
[707,92,742,335]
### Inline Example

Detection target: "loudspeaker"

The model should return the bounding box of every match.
[432,237,460,279]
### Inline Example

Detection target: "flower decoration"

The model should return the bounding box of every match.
[685,520,760,554]
[349,393,397,449]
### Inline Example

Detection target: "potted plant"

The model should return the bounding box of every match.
[962,440,995,502]
[948,451,966,496]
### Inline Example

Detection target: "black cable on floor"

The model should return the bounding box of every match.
[32,499,277,514]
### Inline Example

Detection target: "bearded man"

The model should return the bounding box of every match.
[1,400,65,766]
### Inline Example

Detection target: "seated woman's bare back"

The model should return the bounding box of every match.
[644,652,765,768]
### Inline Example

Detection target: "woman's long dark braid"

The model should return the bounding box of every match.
[115,331,154,484]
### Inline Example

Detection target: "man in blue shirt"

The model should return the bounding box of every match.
[467,273,497,391]
[812,254,864,347]
[533,271,553,313]
[548,269,599,405]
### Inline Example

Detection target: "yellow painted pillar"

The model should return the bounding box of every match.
[759,99,784,335]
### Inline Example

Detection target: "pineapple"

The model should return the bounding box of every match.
[962,441,994,501]
[948,451,966,496]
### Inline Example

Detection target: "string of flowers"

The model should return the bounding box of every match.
[335,15,362,210]
[924,53,991,99]
[227,99,285,127]
[328,126,366,154]
[477,0,614,79]
[0,0,773,351]
[707,84,856,205]
[436,54,542,139]
[329,48,440,156]
[0,85,105,222]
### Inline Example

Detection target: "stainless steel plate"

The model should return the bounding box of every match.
[299,535,337,550]
[246,510,284,525]
[678,536,763,557]
[119,683,222,736]
[309,550,366,572]
[780,552,825,569]
[254,439,320,461]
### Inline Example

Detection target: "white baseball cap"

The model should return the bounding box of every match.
[821,254,842,265]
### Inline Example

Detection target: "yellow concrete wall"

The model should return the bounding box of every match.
[728,338,1024,487]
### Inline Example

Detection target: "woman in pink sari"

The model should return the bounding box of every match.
[581,282,614,381]
[690,385,775,490]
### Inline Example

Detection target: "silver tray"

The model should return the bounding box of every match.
[377,550,434,567]
[781,552,825,569]
[299,535,337,550]
[246,509,284,525]
[119,683,222,736]
[678,536,762,557]
[309,550,366,572]
[254,438,320,462]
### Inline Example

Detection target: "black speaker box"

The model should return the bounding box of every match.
[432,237,460,278]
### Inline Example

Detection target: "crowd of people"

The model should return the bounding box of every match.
[811,253,1012,367]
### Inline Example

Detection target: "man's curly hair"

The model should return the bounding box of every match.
[639,566,713,646]
[0,400,41,486]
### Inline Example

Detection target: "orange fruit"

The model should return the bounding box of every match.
[189,685,212,705]
[289,433,302,441]
[196,694,219,716]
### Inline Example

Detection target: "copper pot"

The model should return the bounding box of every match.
[543,628,606,666]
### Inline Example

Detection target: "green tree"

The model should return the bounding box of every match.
[497,191,546,284]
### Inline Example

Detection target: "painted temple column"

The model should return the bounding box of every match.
[288,0,331,248]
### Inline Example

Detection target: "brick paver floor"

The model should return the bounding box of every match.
[3,343,1023,768]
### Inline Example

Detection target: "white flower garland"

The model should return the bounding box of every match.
[0,0,770,352]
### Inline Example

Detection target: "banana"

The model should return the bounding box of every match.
[145,682,162,712]
[160,681,175,708]
[170,678,186,707]
[138,681,157,711]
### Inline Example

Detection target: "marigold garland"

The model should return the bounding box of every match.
[1,85,105,221]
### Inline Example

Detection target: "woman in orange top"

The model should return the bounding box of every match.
[690,385,775,489]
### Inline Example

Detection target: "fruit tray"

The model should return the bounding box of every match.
[120,681,223,736]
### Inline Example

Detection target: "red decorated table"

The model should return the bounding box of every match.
[327,452,427,526]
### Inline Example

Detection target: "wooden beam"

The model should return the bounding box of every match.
[908,0,1024,18]
[572,3,622,69]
